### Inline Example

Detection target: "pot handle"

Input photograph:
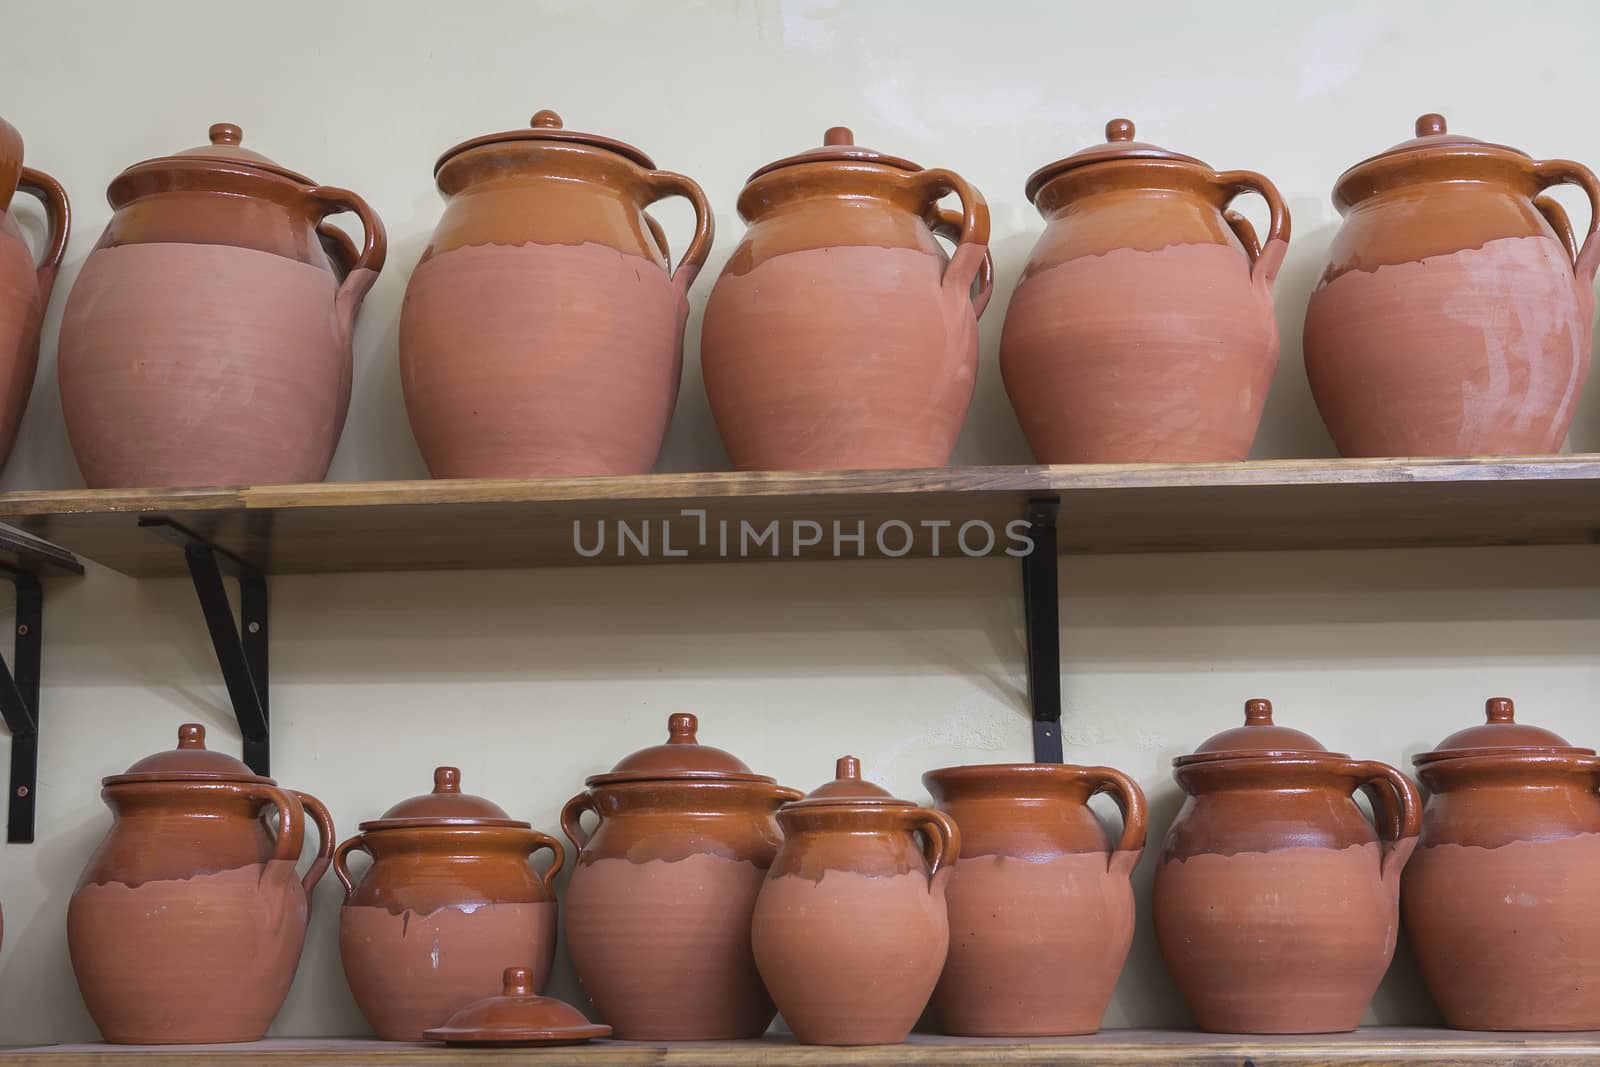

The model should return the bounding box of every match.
[643,212,671,272]
[332,833,369,903]
[929,206,995,319]
[1075,765,1149,867]
[14,167,69,306]
[905,807,961,884]
[639,170,714,297]
[308,185,388,348]
[910,168,991,318]
[1209,169,1290,290]
[293,790,336,904]
[560,790,598,851]
[523,828,567,897]
[1532,159,1600,284]
[1347,760,1422,883]
[253,784,306,869]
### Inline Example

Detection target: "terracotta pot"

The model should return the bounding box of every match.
[1304,114,1598,457]
[560,713,801,1039]
[701,127,992,471]
[401,110,712,478]
[1154,700,1420,1034]
[1404,698,1600,1030]
[922,762,1147,1036]
[0,116,68,473]
[1001,119,1288,464]
[58,123,385,488]
[334,766,565,1041]
[67,724,335,1044]
[753,756,958,1045]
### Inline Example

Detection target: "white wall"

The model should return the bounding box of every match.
[0,0,1598,1044]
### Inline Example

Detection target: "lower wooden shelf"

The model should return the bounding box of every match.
[5,1029,1600,1066]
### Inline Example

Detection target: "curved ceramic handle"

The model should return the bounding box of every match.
[1075,765,1149,866]
[905,806,961,883]
[1533,159,1600,284]
[253,784,307,869]
[523,828,566,896]
[1210,169,1290,289]
[293,789,336,904]
[1347,760,1421,883]
[639,170,714,295]
[15,167,69,306]
[332,833,369,903]
[929,206,995,319]
[910,167,991,316]
[560,790,598,851]
[308,185,387,345]
[643,212,671,272]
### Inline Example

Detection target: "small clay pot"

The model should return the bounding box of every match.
[1404,698,1600,1030]
[752,756,959,1046]
[1154,700,1420,1035]
[1002,119,1288,463]
[923,762,1147,1036]
[401,110,712,478]
[58,123,385,488]
[701,126,992,471]
[1304,114,1598,457]
[67,724,335,1044]
[561,713,802,1040]
[334,767,565,1041]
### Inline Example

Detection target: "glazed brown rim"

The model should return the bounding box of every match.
[1413,746,1597,767]
[581,768,777,787]
[356,816,532,833]
[1024,149,1209,204]
[116,153,315,187]
[1331,142,1530,212]
[780,796,916,811]
[1172,748,1351,768]
[102,769,273,787]
[435,126,654,176]
[924,761,1101,781]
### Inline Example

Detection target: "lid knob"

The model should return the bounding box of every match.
[433,766,462,794]
[836,755,861,780]
[177,723,207,750]
[1244,698,1273,725]
[501,966,534,997]
[530,110,563,130]
[666,713,699,745]
[1106,118,1135,143]
[1415,113,1447,137]
[823,126,854,146]
[208,123,243,146]
[1485,697,1516,723]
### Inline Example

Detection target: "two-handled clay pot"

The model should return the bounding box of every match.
[401,110,713,478]
[1001,119,1289,464]
[1305,114,1598,457]
[58,123,385,488]
[1154,700,1420,1034]
[333,766,565,1041]
[67,724,335,1044]
[1404,698,1600,1030]
[923,762,1147,1036]
[0,115,68,474]
[752,756,959,1045]
[702,127,992,471]
[560,713,802,1039]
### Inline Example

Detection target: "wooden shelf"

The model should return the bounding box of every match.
[6,1029,1600,1065]
[0,456,1594,577]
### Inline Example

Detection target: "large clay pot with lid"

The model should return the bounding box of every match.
[701,126,993,471]
[0,116,68,473]
[560,713,802,1039]
[67,724,335,1044]
[400,110,713,478]
[334,766,566,1041]
[57,123,385,488]
[1001,119,1289,464]
[922,762,1147,1036]
[1404,697,1600,1030]
[752,756,959,1045]
[1304,114,1598,457]
[1154,699,1421,1034]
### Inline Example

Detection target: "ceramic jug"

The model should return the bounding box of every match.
[57,123,385,488]
[1154,700,1420,1034]
[1001,119,1288,463]
[0,116,68,473]
[67,724,335,1044]
[334,766,565,1041]
[400,110,712,478]
[701,126,992,471]
[752,756,959,1045]
[560,713,802,1039]
[923,762,1146,1036]
[1304,114,1598,457]
[1404,698,1600,1030]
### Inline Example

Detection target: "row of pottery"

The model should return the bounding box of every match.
[56,699,1600,1045]
[0,110,1595,490]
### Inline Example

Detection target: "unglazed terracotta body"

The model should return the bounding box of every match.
[1002,120,1288,464]
[1304,114,1599,457]
[401,111,711,478]
[922,763,1147,1037]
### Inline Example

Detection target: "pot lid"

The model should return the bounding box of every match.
[1174,699,1345,765]
[423,967,611,1047]
[747,126,921,183]
[1346,113,1527,171]
[359,766,528,831]
[105,723,272,785]
[126,123,315,185]
[435,109,654,176]
[1415,697,1594,763]
[787,755,913,809]
[584,713,774,786]
[1025,118,1206,202]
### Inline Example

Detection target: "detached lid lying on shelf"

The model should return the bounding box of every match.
[104,723,272,786]
[584,712,776,786]
[423,966,611,1047]
[1414,697,1594,765]
[1173,699,1343,766]
[359,766,528,831]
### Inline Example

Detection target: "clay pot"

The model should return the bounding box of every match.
[0,116,68,472]
[753,756,959,1045]
[1404,698,1600,1030]
[701,127,992,471]
[1304,114,1598,457]
[334,766,565,1041]
[560,713,802,1039]
[922,762,1147,1036]
[67,724,335,1044]
[1001,120,1287,464]
[400,110,712,478]
[58,122,385,488]
[1154,700,1420,1034]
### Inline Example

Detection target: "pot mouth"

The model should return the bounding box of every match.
[356,816,532,833]
[922,762,1089,791]
[1331,113,1531,211]
[1413,747,1597,767]
[746,125,921,185]
[582,768,778,787]
[435,109,654,176]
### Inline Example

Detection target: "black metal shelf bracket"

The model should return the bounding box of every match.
[1022,498,1062,764]
[0,565,43,843]
[139,518,269,776]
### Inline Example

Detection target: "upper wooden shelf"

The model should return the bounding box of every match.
[0,456,1594,578]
